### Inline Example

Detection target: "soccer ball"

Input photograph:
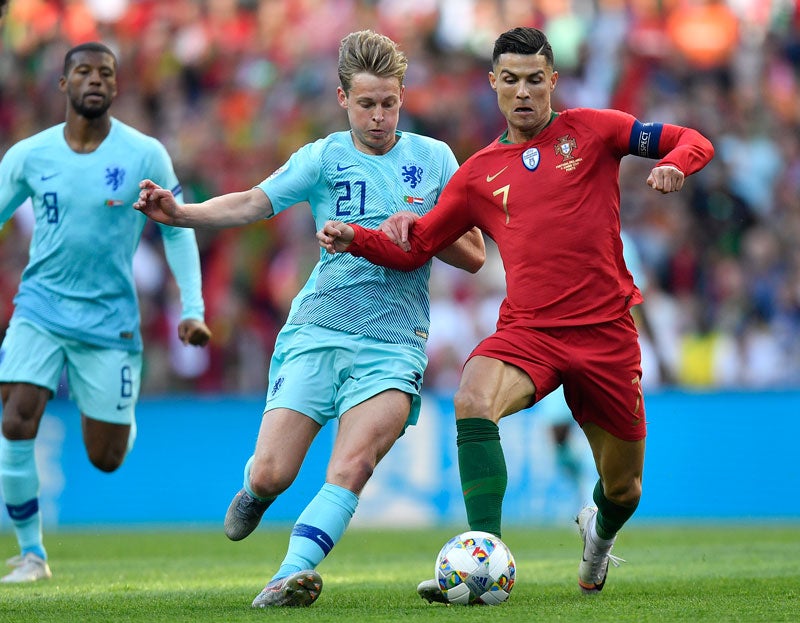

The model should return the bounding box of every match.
[434,530,516,605]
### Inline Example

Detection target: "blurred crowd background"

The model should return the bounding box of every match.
[1,0,799,396]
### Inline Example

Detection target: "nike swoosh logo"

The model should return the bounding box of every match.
[41,173,59,181]
[315,533,334,549]
[337,164,357,171]
[116,403,130,411]
[486,166,508,182]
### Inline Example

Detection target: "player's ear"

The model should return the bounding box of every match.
[337,86,348,109]
[488,71,497,91]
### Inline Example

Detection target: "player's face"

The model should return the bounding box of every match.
[489,53,558,143]
[338,72,404,155]
[60,51,118,120]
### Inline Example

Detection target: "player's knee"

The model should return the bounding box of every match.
[249,460,294,497]
[326,456,373,493]
[1,414,38,440]
[1,399,45,439]
[453,386,492,419]
[87,446,126,473]
[603,478,642,508]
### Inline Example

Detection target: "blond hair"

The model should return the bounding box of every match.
[337,30,407,94]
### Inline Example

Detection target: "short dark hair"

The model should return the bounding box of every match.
[63,42,117,76]
[492,27,554,69]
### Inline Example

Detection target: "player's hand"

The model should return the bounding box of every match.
[317,220,355,254]
[646,165,685,194]
[379,211,418,252]
[134,179,181,224]
[178,318,212,347]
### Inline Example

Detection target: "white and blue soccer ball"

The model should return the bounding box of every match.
[434,530,516,605]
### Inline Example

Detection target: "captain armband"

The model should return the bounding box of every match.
[629,121,664,159]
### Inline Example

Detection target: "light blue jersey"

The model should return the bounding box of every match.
[258,130,458,351]
[0,118,205,351]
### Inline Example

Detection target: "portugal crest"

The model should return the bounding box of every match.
[554,135,583,172]
[555,135,578,161]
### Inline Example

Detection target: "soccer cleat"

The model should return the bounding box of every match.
[251,569,323,608]
[417,578,449,604]
[576,505,624,594]
[224,488,270,541]
[1,553,52,583]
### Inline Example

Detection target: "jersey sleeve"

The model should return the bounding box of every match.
[652,124,715,176]
[256,141,321,216]
[147,140,205,321]
[0,142,32,228]
[576,108,714,176]
[145,139,184,203]
[349,163,475,270]
[158,224,205,321]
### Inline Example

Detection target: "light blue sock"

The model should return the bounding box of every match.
[0,437,46,560]
[273,482,359,581]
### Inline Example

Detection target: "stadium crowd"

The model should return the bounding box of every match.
[1,0,799,394]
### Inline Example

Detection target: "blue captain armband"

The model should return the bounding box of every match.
[629,121,664,158]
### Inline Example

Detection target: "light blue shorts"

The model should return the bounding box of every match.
[264,324,427,428]
[0,317,141,425]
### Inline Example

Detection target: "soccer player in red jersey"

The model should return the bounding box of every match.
[318,27,714,598]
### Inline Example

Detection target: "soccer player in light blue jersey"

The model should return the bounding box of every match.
[134,30,485,608]
[0,42,211,583]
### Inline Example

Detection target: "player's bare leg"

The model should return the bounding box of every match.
[577,423,643,593]
[225,408,320,541]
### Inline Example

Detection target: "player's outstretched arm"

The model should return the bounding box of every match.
[378,211,484,273]
[134,180,273,228]
[134,179,182,224]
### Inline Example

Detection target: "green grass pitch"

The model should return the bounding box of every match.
[1,524,798,622]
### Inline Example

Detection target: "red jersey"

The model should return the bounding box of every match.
[348,108,714,329]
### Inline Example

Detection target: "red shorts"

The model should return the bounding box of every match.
[468,313,646,441]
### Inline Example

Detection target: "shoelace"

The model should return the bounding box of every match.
[608,553,626,568]
[586,548,626,582]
